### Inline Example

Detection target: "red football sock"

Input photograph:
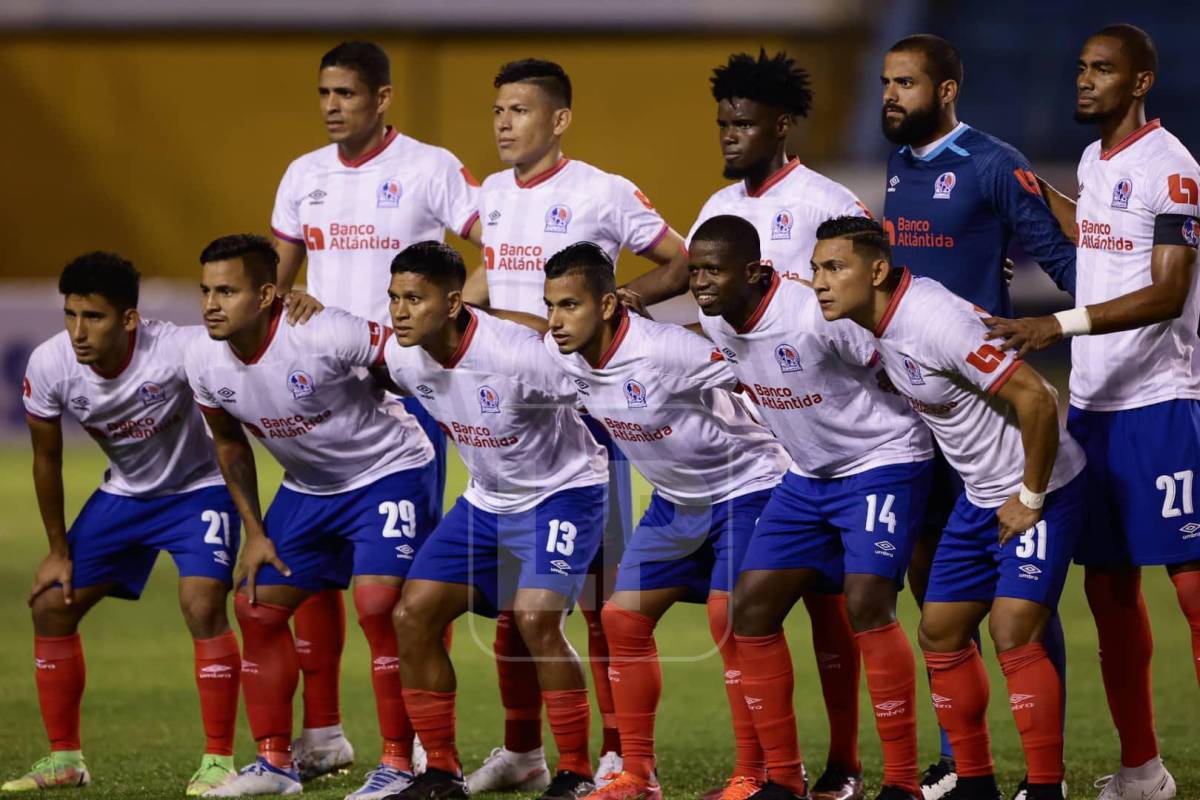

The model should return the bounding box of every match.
[354,584,411,771]
[583,607,621,756]
[923,646,993,778]
[707,595,765,780]
[494,610,543,753]
[235,595,298,768]
[34,634,85,752]
[601,605,659,779]
[194,631,241,757]
[857,622,918,794]
[1171,571,1200,686]
[402,689,459,774]
[998,643,1063,784]
[734,632,807,795]
[803,593,861,772]
[294,588,345,729]
[544,689,593,778]
[1084,570,1158,767]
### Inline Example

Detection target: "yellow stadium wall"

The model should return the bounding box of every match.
[0,31,865,284]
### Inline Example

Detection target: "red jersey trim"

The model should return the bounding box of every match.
[593,310,631,369]
[338,126,399,168]
[236,300,283,365]
[91,329,138,380]
[874,268,913,337]
[272,226,304,246]
[1100,118,1161,161]
[372,326,392,367]
[442,308,478,368]
[634,222,671,256]
[736,270,782,334]
[746,157,801,198]
[986,358,1023,396]
[459,210,481,239]
[515,158,571,189]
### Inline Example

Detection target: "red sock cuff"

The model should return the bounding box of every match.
[353,583,404,617]
[855,620,900,643]
[1171,571,1200,612]
[734,630,785,649]
[234,595,293,627]
[601,604,657,644]
[194,630,239,660]
[923,646,978,671]
[998,642,1048,675]
[35,633,83,660]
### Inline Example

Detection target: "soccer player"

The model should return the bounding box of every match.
[535,242,790,800]
[270,40,481,782]
[813,215,1086,800]
[692,215,934,800]
[462,58,689,791]
[185,234,439,799]
[8,253,242,796]
[878,34,1077,799]
[688,52,877,800]
[986,24,1200,800]
[383,241,609,800]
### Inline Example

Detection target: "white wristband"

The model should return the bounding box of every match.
[1019,484,1046,510]
[1053,307,1092,337]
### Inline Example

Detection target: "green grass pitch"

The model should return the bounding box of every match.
[0,444,1196,798]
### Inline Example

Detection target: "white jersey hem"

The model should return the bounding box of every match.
[787,450,934,481]
[465,475,609,515]
[1067,389,1200,413]
[281,454,434,497]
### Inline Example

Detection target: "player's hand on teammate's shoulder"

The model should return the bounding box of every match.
[235,533,290,605]
[29,549,73,607]
[284,290,324,325]
[983,313,1062,357]
[1003,257,1015,286]
[996,493,1041,546]
[615,287,651,319]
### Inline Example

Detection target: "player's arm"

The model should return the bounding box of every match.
[462,264,490,307]
[201,406,290,602]
[618,229,689,307]
[272,237,325,325]
[480,305,549,334]
[27,414,72,605]
[993,363,1060,544]
[1035,176,1079,244]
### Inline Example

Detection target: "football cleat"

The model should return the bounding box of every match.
[539,771,597,800]
[945,775,1001,800]
[1095,756,1176,800]
[465,746,550,793]
[581,771,660,800]
[188,755,237,796]
[919,759,957,800]
[594,753,623,788]
[745,781,809,800]
[874,788,919,800]
[1010,776,1067,800]
[383,767,467,800]
[412,737,427,776]
[711,775,765,800]
[811,764,863,800]
[203,757,301,796]
[1,752,90,792]
[345,765,414,800]
[292,727,354,781]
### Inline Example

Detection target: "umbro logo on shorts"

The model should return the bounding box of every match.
[1018,563,1042,579]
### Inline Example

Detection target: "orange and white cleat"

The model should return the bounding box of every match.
[582,771,662,800]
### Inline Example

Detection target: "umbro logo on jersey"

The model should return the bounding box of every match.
[288,370,316,399]
[305,189,327,205]
[887,175,900,193]
[545,204,572,233]
[624,379,648,408]
[933,171,957,199]
[70,396,90,411]
[771,209,794,240]
[572,378,590,395]
[217,387,236,402]
[903,356,925,385]
[395,544,415,559]
[1018,563,1042,578]
[487,209,502,225]
[199,664,234,679]
[1111,178,1133,209]
[137,381,168,407]
[774,344,803,373]
[417,384,435,398]
[479,385,501,413]
[378,178,402,208]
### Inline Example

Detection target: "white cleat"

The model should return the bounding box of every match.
[292,726,354,782]
[920,759,957,800]
[465,746,551,794]
[1095,757,1176,800]
[412,736,427,777]
[344,765,413,800]
[203,758,302,796]
[594,752,623,788]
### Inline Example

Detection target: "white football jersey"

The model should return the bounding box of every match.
[479,158,670,316]
[699,272,932,479]
[688,159,869,283]
[872,272,1085,507]
[546,312,790,506]
[1071,120,1200,411]
[271,127,481,324]
[384,309,608,513]
[23,319,223,497]
[186,305,433,495]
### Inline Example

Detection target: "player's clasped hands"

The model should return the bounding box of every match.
[983,313,1063,358]
[234,533,291,605]
[28,549,73,607]
[996,493,1042,547]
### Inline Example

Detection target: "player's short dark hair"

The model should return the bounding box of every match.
[320,40,391,92]
[544,242,617,298]
[494,58,572,109]
[888,34,964,88]
[390,241,466,291]
[1092,24,1157,74]
[690,215,762,266]
[199,234,279,287]
[58,251,140,310]
[710,49,813,117]
[815,216,893,264]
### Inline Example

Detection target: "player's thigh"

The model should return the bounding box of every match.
[155,485,241,591]
[987,596,1052,653]
[607,587,689,621]
[407,495,503,617]
[345,464,440,581]
[31,583,112,636]
[918,600,991,653]
[65,490,164,602]
[395,578,474,639]
[833,459,934,590]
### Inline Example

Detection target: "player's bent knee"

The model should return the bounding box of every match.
[31,590,85,637]
[512,609,568,653]
[843,575,898,632]
[731,574,785,636]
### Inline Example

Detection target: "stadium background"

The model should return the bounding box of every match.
[1,1,1198,797]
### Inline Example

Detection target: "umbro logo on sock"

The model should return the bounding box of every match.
[199,664,234,678]
[724,669,742,685]
[1009,693,1036,710]
[874,700,908,717]
[373,656,400,672]
[931,693,952,709]
[744,696,763,710]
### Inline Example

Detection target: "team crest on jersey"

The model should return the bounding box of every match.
[1183,218,1200,248]
[1111,178,1133,209]
[774,344,803,373]
[903,356,925,385]
[933,171,957,199]
[70,395,90,411]
[288,371,315,398]
[624,379,648,408]
[771,209,794,240]
[478,385,501,413]
[377,178,403,208]
[137,381,168,407]
[545,204,572,233]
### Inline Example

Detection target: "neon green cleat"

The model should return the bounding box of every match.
[1,752,90,792]
[187,755,236,797]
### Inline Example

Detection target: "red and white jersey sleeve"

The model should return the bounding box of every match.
[384,309,608,513]
[23,320,223,497]
[185,305,432,495]
[873,272,1084,507]
[546,313,790,506]
[1071,121,1200,410]
[699,273,931,479]
[688,159,869,283]
[271,128,481,325]
[478,158,671,317]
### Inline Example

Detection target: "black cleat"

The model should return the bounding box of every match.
[919,759,957,800]
[1019,782,1067,800]
[384,767,468,800]
[950,775,1002,800]
[746,781,810,800]
[873,787,918,800]
[811,763,863,800]
[538,771,596,800]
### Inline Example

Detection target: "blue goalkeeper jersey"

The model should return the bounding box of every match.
[883,123,1075,316]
